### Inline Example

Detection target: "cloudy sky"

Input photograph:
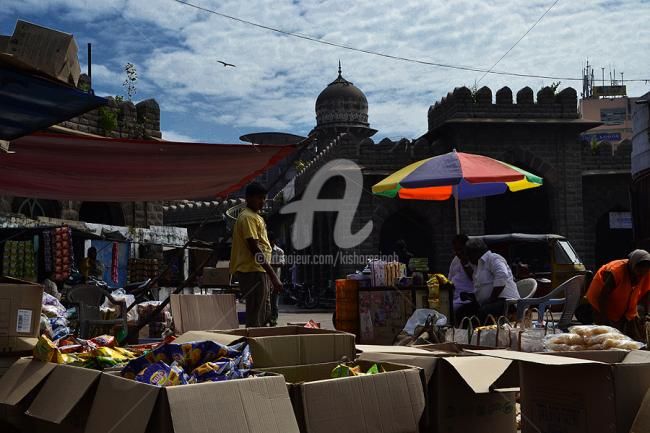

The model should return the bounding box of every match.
[2,0,649,143]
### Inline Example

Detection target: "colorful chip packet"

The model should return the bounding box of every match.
[121,340,253,386]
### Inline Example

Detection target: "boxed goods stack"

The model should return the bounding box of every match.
[2,240,36,281]
[47,227,73,282]
[127,258,159,283]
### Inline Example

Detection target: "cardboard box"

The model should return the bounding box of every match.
[84,372,300,433]
[25,364,101,433]
[175,327,356,368]
[631,389,650,433]
[0,357,56,429]
[262,361,426,433]
[0,277,43,353]
[4,20,81,85]
[470,349,650,433]
[359,350,517,433]
[201,261,231,286]
[170,294,238,334]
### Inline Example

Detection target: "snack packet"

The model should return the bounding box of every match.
[33,335,58,362]
[135,361,188,387]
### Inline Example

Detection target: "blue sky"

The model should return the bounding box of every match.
[2,0,649,143]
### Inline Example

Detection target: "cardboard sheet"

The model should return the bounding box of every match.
[165,375,299,433]
[26,364,100,424]
[264,361,425,433]
[176,327,356,368]
[170,294,238,334]
[631,389,650,433]
[0,358,55,406]
[84,373,160,433]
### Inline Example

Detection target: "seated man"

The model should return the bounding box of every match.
[79,246,105,281]
[448,234,474,323]
[456,238,520,323]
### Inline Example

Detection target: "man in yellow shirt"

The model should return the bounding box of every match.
[230,183,282,327]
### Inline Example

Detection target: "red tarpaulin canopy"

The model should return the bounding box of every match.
[0,134,295,201]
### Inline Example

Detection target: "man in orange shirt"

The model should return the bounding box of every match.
[585,249,650,337]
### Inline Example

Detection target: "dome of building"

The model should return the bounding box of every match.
[315,62,370,129]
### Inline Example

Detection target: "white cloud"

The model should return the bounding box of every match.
[161,129,199,142]
[4,0,650,141]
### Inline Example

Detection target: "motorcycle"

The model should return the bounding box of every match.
[283,279,320,309]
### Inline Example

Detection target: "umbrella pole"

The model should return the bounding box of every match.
[454,190,460,234]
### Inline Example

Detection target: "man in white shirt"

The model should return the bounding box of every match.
[448,234,474,319]
[457,238,520,322]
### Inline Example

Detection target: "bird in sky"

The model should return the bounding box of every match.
[217,60,236,68]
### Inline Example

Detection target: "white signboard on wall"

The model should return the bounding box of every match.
[609,212,632,229]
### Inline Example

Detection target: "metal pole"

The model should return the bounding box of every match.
[455,192,460,234]
[87,43,92,88]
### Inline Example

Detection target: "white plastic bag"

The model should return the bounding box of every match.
[444,316,479,344]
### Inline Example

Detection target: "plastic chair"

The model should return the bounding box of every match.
[503,278,538,316]
[67,285,128,339]
[515,275,586,331]
[516,278,539,299]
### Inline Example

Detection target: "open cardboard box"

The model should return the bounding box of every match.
[25,363,101,433]
[0,358,56,429]
[175,326,356,368]
[359,350,517,433]
[469,349,650,433]
[0,276,43,353]
[84,371,299,433]
[3,20,81,85]
[170,293,238,333]
[631,388,650,433]
[261,361,426,433]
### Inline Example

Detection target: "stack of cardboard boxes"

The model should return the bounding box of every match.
[0,326,428,433]
[3,324,650,433]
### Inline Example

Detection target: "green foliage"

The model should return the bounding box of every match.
[98,107,118,133]
[590,137,600,154]
[550,81,561,94]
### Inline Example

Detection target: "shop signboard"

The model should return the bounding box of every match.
[593,85,627,98]
[609,211,632,229]
[580,132,622,143]
[600,107,627,125]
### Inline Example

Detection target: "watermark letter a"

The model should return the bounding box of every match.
[280,159,373,249]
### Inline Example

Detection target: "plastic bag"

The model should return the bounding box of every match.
[444,316,480,345]
[568,325,619,338]
[103,289,137,322]
[42,292,66,317]
[471,325,511,348]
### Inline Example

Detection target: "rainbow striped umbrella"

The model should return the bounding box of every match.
[372,150,543,232]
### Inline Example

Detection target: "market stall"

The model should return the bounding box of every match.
[335,258,454,345]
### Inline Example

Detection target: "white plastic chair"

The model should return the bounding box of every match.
[504,278,538,316]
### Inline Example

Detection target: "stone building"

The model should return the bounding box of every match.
[162,67,635,289]
[0,74,165,228]
[266,77,635,290]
